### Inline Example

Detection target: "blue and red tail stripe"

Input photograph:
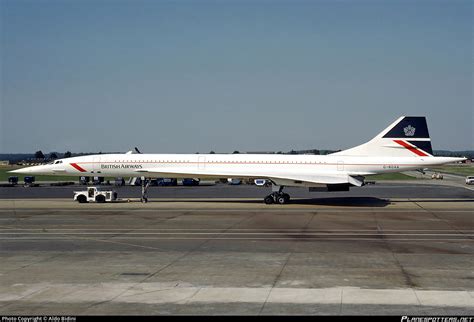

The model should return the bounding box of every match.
[393,140,432,157]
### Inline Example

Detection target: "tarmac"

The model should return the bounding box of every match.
[1,180,474,199]
[0,183,473,315]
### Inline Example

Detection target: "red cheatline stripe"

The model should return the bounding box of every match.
[70,163,87,172]
[393,140,428,157]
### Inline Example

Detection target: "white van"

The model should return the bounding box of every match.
[466,176,474,185]
[227,178,242,185]
[254,179,267,186]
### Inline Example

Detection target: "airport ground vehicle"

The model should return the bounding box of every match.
[182,178,200,186]
[227,178,241,185]
[73,187,117,203]
[431,173,443,180]
[93,176,104,185]
[8,176,18,185]
[157,178,178,186]
[115,177,125,186]
[134,177,155,186]
[24,176,35,187]
[254,179,268,186]
[79,176,90,185]
[133,177,177,186]
[466,176,474,185]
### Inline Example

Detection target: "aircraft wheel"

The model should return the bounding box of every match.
[283,193,290,202]
[277,195,287,205]
[264,195,274,204]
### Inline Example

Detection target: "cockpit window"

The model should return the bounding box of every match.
[54,160,63,164]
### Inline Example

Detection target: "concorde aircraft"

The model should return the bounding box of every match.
[10,116,465,204]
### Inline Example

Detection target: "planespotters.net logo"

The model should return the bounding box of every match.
[402,317,473,322]
[403,125,416,136]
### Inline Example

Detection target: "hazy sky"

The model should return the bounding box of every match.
[1,0,472,154]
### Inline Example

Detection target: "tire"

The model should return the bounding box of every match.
[95,195,106,203]
[77,195,88,203]
[264,196,274,204]
[283,193,290,202]
[277,196,286,205]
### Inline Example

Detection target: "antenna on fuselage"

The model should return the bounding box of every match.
[125,147,143,154]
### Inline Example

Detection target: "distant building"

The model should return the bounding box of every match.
[0,160,9,166]
[289,149,320,155]
[246,149,322,155]
[246,151,275,154]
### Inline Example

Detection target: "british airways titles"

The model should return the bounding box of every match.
[101,164,143,169]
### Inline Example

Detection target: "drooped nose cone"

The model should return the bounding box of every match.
[9,168,30,174]
[9,165,49,174]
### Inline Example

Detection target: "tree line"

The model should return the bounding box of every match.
[34,151,72,160]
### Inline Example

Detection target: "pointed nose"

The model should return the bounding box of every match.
[9,165,45,174]
[9,167,33,174]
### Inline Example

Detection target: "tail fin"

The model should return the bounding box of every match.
[333,116,433,157]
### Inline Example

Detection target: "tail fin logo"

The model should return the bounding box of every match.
[403,125,416,137]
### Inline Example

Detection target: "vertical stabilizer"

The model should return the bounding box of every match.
[332,116,433,157]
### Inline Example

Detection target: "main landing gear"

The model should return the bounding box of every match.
[141,176,151,203]
[264,185,290,205]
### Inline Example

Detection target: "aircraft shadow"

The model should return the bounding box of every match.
[289,197,391,207]
[393,199,474,203]
[145,197,391,207]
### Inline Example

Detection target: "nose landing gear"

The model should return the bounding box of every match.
[141,176,151,203]
[264,185,290,204]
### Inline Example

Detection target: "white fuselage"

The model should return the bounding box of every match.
[14,153,461,187]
